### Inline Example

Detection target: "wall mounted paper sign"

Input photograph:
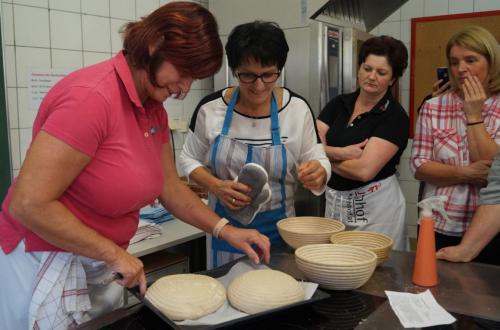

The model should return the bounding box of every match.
[28,68,71,111]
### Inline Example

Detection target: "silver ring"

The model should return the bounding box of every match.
[232,198,236,204]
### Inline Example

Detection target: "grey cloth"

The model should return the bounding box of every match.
[227,163,271,225]
[479,149,500,205]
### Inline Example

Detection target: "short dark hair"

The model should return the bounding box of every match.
[225,21,289,72]
[357,35,408,79]
[122,1,222,86]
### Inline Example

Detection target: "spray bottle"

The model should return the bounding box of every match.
[412,195,449,287]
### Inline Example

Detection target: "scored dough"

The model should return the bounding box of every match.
[228,269,305,314]
[145,274,226,321]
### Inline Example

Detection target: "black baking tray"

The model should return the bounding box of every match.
[129,265,330,330]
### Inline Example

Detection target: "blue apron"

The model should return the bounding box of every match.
[208,88,291,268]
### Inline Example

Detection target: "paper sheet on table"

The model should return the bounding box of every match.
[385,290,456,328]
[177,260,318,326]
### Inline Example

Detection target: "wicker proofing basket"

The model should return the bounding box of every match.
[330,231,393,266]
[295,244,377,290]
[277,217,345,249]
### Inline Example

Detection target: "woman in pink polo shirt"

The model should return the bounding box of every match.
[0,2,270,329]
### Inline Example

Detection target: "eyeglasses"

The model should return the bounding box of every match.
[236,71,281,83]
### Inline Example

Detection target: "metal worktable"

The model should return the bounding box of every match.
[78,250,500,329]
[358,250,500,322]
[264,250,500,328]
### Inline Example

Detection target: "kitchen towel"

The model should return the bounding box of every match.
[140,204,175,225]
[29,252,91,330]
[130,220,162,244]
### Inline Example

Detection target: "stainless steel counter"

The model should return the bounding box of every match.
[267,250,500,323]
[78,250,500,329]
[360,251,500,322]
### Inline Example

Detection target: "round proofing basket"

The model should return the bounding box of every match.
[277,217,345,249]
[295,244,377,290]
[330,231,393,266]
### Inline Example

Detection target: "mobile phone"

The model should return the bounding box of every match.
[436,67,449,88]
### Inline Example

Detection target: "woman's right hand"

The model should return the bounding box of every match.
[106,248,147,296]
[340,139,368,160]
[213,179,251,210]
[462,76,487,121]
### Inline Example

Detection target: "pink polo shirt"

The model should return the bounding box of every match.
[0,51,170,253]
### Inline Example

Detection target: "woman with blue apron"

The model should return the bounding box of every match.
[178,21,330,269]
[207,88,292,268]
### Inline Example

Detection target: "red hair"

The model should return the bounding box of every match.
[122,1,222,85]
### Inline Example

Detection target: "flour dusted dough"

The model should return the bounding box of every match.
[145,274,226,321]
[228,269,305,314]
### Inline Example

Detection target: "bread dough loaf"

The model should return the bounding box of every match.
[228,269,305,314]
[145,274,226,321]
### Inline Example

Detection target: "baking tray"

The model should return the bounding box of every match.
[129,266,330,330]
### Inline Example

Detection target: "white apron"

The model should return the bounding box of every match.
[325,174,407,251]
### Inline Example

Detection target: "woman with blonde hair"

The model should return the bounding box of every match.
[410,25,500,264]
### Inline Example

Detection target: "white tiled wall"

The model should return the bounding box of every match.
[2,0,499,239]
[1,0,211,179]
[370,0,500,240]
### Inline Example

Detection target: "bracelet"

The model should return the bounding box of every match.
[467,121,484,126]
[212,218,229,239]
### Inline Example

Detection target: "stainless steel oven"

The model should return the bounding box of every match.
[296,22,373,217]
[309,20,373,117]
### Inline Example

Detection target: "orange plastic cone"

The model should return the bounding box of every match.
[412,218,438,286]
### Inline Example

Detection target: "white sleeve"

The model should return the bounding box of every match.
[298,103,332,196]
[178,108,210,178]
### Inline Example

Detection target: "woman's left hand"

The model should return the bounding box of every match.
[219,225,271,264]
[297,160,327,191]
[462,75,487,121]
[432,79,450,98]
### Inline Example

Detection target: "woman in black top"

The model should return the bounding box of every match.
[317,36,409,250]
